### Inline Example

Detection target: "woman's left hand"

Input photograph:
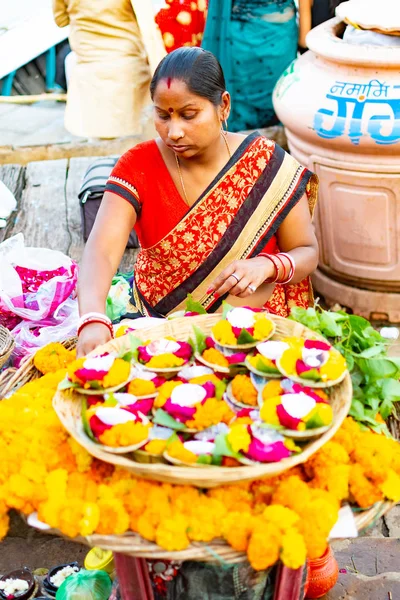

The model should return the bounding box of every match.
[207,257,274,299]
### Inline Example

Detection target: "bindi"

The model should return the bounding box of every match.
[168,107,174,114]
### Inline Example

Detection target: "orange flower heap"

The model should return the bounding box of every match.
[33,343,75,375]
[231,374,258,407]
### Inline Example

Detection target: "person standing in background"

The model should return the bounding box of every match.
[298,0,346,51]
[52,0,165,139]
[202,0,298,132]
[156,0,208,53]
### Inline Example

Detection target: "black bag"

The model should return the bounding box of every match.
[78,157,140,248]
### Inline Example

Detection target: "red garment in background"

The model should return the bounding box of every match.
[155,0,208,53]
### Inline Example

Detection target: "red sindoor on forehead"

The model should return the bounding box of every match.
[167,77,172,89]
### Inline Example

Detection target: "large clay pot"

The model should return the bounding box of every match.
[305,546,339,599]
[273,18,400,321]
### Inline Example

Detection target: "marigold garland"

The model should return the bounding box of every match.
[1,346,400,570]
[33,343,76,375]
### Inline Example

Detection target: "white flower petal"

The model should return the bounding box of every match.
[178,365,213,380]
[110,393,138,405]
[281,393,316,419]
[146,338,180,356]
[183,440,215,455]
[256,341,289,360]
[170,384,207,407]
[226,307,255,329]
[83,355,115,372]
[95,407,137,425]
[302,348,329,368]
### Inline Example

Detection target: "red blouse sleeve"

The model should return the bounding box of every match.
[105,150,142,217]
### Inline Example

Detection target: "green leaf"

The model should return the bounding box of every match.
[237,329,256,344]
[81,398,96,442]
[213,433,241,459]
[380,379,400,402]
[299,368,321,381]
[120,335,143,362]
[255,357,279,374]
[357,357,399,380]
[358,346,386,358]
[197,454,212,465]
[192,325,207,354]
[222,302,234,320]
[166,432,180,447]
[57,377,79,391]
[103,393,118,407]
[215,379,226,400]
[153,409,186,431]
[290,307,321,331]
[319,311,343,338]
[185,294,207,315]
[380,398,394,420]
[349,399,366,421]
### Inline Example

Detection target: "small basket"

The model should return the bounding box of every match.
[0,326,15,370]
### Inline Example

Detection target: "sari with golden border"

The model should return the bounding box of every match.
[105,133,318,319]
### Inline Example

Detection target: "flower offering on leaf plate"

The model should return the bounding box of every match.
[226,374,259,409]
[61,354,131,394]
[153,379,234,432]
[137,337,193,372]
[82,396,151,453]
[192,326,248,374]
[133,425,175,464]
[177,364,214,381]
[246,341,289,378]
[126,365,166,398]
[105,392,154,417]
[165,438,218,467]
[277,338,347,387]
[260,386,333,440]
[225,422,300,464]
[211,305,275,349]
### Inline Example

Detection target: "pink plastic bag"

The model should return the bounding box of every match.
[0,235,79,364]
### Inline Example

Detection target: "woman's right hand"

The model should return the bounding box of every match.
[76,323,113,358]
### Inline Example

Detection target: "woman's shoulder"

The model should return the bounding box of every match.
[117,139,158,166]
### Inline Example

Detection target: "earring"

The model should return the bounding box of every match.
[224,119,228,130]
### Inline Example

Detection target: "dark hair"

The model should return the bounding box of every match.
[150,47,226,106]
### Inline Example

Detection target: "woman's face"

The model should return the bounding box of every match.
[153,79,227,159]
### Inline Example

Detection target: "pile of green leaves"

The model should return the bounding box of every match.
[290,307,400,434]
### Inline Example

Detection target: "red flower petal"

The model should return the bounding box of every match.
[304,339,331,351]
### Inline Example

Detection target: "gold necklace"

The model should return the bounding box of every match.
[175,132,232,206]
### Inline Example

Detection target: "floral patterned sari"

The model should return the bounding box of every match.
[105,133,318,319]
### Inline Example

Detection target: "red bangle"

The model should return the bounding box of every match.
[77,318,114,338]
[273,254,287,281]
[258,253,279,283]
[277,253,295,284]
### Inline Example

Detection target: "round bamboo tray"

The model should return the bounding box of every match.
[53,315,352,487]
[0,326,15,370]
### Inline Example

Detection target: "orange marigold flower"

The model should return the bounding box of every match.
[186,397,235,430]
[127,378,156,396]
[34,343,75,374]
[167,440,198,464]
[212,320,237,345]
[349,464,383,508]
[144,439,168,455]
[231,374,258,406]
[247,519,281,571]
[156,515,189,551]
[222,511,255,552]
[99,422,150,448]
[146,354,185,369]
[202,348,229,367]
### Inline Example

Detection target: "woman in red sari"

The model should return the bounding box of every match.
[77,46,318,599]
[77,47,318,357]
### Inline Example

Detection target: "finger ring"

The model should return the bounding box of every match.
[248,284,256,293]
[231,273,240,283]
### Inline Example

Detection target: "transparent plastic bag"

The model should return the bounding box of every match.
[56,570,112,600]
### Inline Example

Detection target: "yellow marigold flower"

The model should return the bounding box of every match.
[167,440,198,464]
[189,373,221,386]
[154,380,182,408]
[222,511,255,552]
[231,374,258,406]
[102,358,131,388]
[227,424,251,454]
[278,348,297,375]
[248,354,276,371]
[146,354,185,369]
[280,527,307,569]
[137,512,157,541]
[260,396,281,426]
[263,505,300,531]
[310,465,350,502]
[209,484,253,514]
[253,314,274,341]
[202,347,229,367]
[128,378,156,396]
[144,439,168,455]
[187,498,225,542]
[186,397,235,431]
[34,343,75,375]
[272,476,311,511]
[262,380,285,400]
[99,422,149,448]
[79,502,101,536]
[67,438,93,473]
[319,350,347,382]
[381,469,400,503]
[156,515,189,551]
[212,320,237,345]
[96,496,130,535]
[247,519,281,571]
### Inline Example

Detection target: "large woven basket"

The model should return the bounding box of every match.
[0,326,15,370]
[53,314,352,487]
